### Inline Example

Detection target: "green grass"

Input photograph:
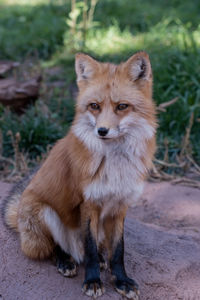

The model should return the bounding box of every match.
[0,0,200,166]
[0,1,69,60]
[0,82,75,159]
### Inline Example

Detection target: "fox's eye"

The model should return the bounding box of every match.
[90,103,100,110]
[117,103,129,111]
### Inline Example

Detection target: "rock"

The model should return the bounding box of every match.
[0,75,42,113]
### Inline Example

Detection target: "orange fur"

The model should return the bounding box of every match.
[4,52,156,264]
[103,205,127,259]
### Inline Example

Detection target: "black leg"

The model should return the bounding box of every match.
[55,245,77,277]
[82,221,104,297]
[110,235,140,300]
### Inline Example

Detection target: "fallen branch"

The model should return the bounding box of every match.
[154,158,186,169]
[186,154,200,175]
[172,177,200,189]
[150,164,175,181]
[150,161,200,189]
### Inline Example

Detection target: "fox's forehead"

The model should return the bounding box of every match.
[83,68,142,104]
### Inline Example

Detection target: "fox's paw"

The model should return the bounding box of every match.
[114,277,140,300]
[57,259,77,277]
[55,245,77,278]
[100,261,108,271]
[98,252,107,271]
[82,279,105,298]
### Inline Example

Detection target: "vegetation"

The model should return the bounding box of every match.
[0,0,200,180]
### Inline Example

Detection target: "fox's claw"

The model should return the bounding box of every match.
[57,261,77,278]
[114,278,140,300]
[82,280,105,298]
[55,245,78,278]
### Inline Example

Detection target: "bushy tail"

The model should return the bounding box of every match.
[3,193,20,231]
[2,167,39,231]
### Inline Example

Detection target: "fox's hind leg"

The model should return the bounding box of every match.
[104,207,140,300]
[55,245,77,277]
[43,206,84,265]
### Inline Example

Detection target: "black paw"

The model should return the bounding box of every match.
[114,277,140,300]
[57,257,77,277]
[82,279,105,298]
[98,252,107,271]
[55,245,77,277]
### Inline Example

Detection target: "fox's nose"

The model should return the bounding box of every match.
[98,127,109,137]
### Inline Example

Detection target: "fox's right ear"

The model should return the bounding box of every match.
[75,53,99,84]
[126,51,152,82]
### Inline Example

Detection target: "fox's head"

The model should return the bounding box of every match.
[72,52,156,152]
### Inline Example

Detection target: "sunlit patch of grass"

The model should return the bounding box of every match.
[81,19,200,58]
[0,0,49,5]
[85,25,135,56]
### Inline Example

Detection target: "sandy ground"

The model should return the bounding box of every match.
[1,181,200,300]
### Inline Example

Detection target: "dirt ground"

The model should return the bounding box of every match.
[0,181,200,300]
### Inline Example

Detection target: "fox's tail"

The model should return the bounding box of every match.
[3,192,21,231]
[2,167,39,231]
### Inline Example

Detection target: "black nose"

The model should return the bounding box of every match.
[98,127,109,137]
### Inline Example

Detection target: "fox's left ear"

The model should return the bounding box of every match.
[126,52,152,82]
[75,53,99,84]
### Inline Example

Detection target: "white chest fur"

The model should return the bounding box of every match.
[83,141,145,218]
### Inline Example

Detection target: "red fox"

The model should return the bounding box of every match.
[3,52,156,299]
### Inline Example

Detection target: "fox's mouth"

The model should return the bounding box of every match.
[98,136,118,142]
[99,136,112,140]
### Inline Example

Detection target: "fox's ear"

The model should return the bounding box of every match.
[75,53,99,83]
[126,52,152,82]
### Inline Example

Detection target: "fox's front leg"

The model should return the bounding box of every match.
[81,204,105,298]
[104,208,140,300]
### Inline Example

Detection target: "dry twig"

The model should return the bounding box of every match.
[0,155,15,166]
[154,158,186,169]
[157,97,179,112]
[180,112,194,158]
[172,177,200,189]
[186,154,200,175]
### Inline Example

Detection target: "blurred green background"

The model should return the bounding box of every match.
[0,0,200,171]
